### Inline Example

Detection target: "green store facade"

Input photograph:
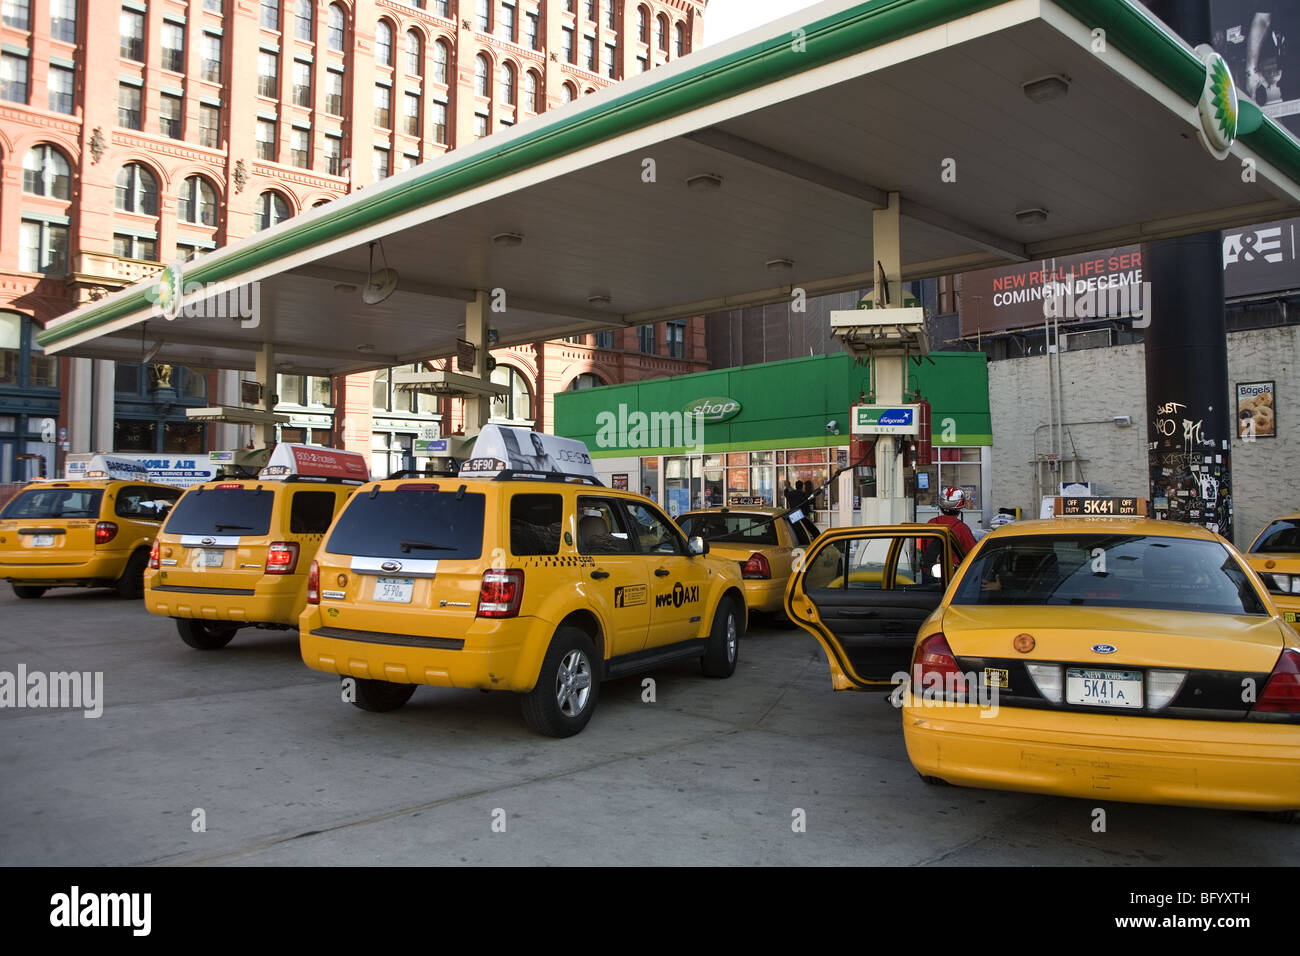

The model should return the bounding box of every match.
[554,352,993,530]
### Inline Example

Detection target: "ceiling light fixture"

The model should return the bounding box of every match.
[333,283,357,293]
[357,344,375,353]
[492,232,524,247]
[587,294,613,307]
[1015,207,1049,225]
[766,258,795,273]
[1022,74,1070,103]
[685,173,723,192]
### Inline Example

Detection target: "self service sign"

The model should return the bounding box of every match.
[853,405,921,435]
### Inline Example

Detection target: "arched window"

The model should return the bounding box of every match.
[433,39,450,83]
[524,70,540,112]
[326,3,346,51]
[637,6,649,43]
[475,53,491,96]
[675,22,687,57]
[405,30,423,76]
[561,82,575,103]
[490,366,533,422]
[178,175,218,226]
[657,13,669,50]
[375,20,394,67]
[256,190,291,230]
[22,144,71,199]
[565,372,605,392]
[499,61,516,106]
[115,163,158,215]
[294,0,313,41]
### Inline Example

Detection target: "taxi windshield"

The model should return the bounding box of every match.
[951,533,1268,616]
[1251,520,1300,554]
[678,513,779,546]
[164,487,274,536]
[0,488,103,520]
[326,489,485,559]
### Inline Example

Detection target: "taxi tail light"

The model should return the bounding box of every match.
[94,522,118,545]
[1255,649,1300,714]
[741,552,771,579]
[148,540,160,571]
[911,633,970,702]
[216,483,244,489]
[265,541,300,575]
[1024,662,1065,704]
[306,561,321,605]
[478,569,524,618]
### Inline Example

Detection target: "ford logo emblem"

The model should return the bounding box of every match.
[1092,644,1118,654]
[381,561,402,573]
[200,537,215,546]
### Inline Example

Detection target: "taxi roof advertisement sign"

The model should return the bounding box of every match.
[460,425,594,478]
[258,444,370,481]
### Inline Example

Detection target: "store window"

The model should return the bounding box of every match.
[565,372,605,391]
[914,446,982,513]
[490,365,532,423]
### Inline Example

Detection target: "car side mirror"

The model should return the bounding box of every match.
[688,535,709,557]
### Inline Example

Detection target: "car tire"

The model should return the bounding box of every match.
[12,585,46,599]
[521,627,599,738]
[349,677,417,713]
[115,549,149,599]
[700,596,741,678]
[176,618,238,650]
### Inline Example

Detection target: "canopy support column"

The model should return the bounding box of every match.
[463,291,491,437]
[254,342,277,449]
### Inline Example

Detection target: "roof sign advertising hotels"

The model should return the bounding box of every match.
[258,444,370,482]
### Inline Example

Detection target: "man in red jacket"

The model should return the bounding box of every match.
[929,486,977,558]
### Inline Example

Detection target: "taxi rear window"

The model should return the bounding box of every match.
[1252,520,1300,554]
[952,534,1267,616]
[1,488,103,520]
[678,512,779,546]
[326,489,484,559]
[164,488,275,536]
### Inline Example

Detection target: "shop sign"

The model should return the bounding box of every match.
[682,396,742,423]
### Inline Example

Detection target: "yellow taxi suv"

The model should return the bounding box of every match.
[0,458,182,600]
[1243,515,1300,630]
[675,506,820,620]
[145,444,368,650]
[790,496,1300,821]
[298,425,746,737]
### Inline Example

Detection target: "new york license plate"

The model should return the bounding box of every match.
[1066,668,1143,709]
[30,534,54,547]
[375,577,415,604]
[197,549,225,568]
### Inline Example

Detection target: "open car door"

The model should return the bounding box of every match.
[785,525,959,690]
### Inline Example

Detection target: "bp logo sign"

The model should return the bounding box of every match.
[683,396,742,423]
[853,404,920,435]
[1197,49,1238,160]
[146,261,184,320]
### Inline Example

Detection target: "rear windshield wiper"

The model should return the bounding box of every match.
[399,540,457,553]
[213,523,254,531]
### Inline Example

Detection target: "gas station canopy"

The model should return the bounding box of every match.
[39,0,1300,376]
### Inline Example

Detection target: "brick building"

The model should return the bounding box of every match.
[0,0,708,482]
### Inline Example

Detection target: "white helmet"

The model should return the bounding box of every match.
[937,486,967,514]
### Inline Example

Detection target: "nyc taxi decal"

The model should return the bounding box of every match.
[655,583,700,609]
[523,556,588,568]
[614,584,647,608]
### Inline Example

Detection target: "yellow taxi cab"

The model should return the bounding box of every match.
[788,496,1300,820]
[145,444,368,650]
[0,456,182,599]
[1243,515,1300,630]
[675,506,821,619]
[298,426,746,737]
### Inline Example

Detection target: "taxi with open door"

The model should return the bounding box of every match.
[298,426,746,737]
[805,496,1299,820]
[0,456,182,599]
[675,505,821,619]
[785,523,965,686]
[144,444,368,649]
[1243,515,1300,631]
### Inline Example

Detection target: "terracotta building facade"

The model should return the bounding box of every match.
[0,0,707,482]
